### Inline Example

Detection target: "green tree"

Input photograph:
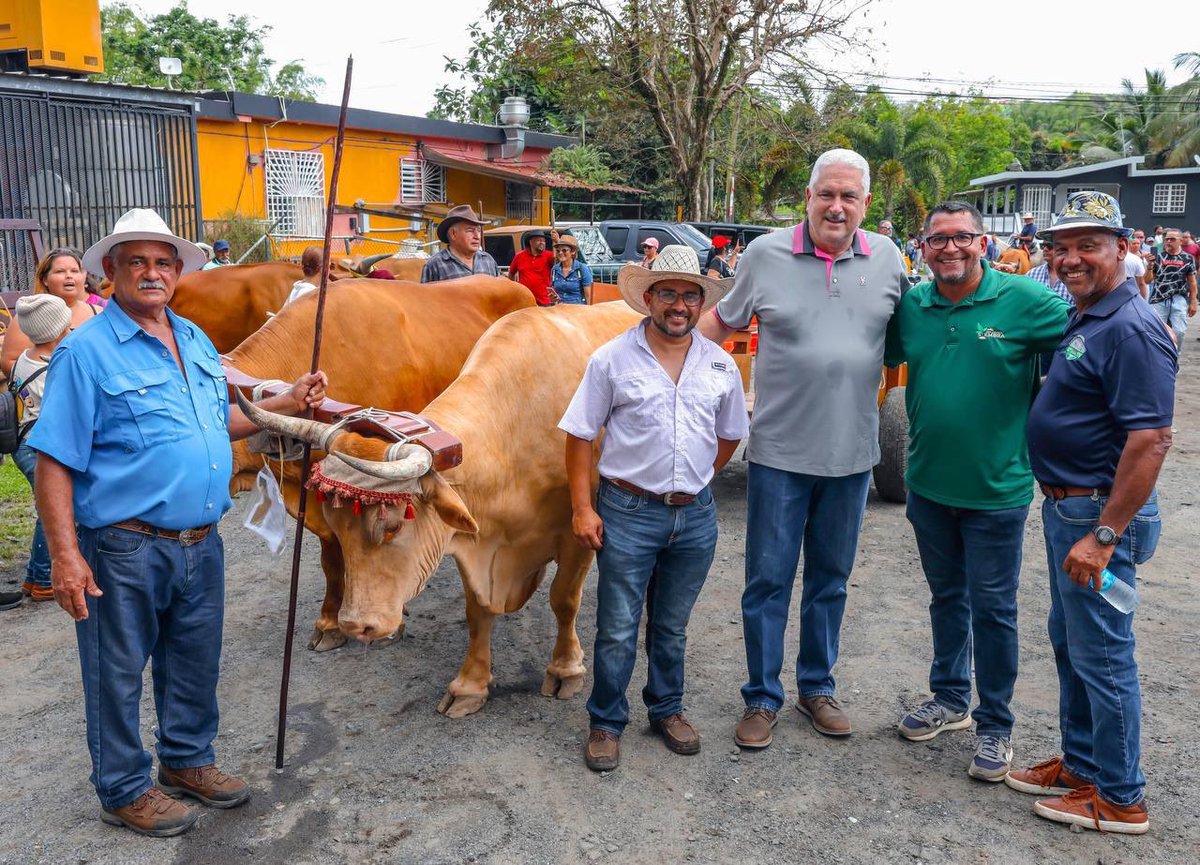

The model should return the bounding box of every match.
[98,2,323,100]
[1074,69,1169,165]
[1147,54,1200,168]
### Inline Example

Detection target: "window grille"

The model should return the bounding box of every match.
[1152,183,1186,215]
[265,149,325,236]
[400,158,445,204]
[505,181,534,221]
[1021,185,1052,230]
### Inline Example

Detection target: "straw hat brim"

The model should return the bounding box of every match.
[616,263,732,315]
[82,231,208,277]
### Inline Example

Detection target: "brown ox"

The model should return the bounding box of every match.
[224,276,536,651]
[240,303,641,717]
[170,262,302,352]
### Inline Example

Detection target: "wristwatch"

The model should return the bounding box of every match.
[1092,525,1120,546]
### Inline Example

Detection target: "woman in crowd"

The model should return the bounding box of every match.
[550,234,593,304]
[705,235,735,279]
[1,248,103,381]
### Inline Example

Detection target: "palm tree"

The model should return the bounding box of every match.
[1074,69,1169,165]
[1147,54,1200,168]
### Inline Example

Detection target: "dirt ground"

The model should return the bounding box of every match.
[1,357,1197,865]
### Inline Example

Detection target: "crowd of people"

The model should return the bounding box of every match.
[0,146,1181,842]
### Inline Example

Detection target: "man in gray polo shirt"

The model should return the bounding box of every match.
[700,148,908,748]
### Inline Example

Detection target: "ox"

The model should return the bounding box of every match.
[170,261,302,352]
[240,303,641,717]
[224,275,535,651]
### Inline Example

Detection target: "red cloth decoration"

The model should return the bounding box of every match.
[306,460,417,519]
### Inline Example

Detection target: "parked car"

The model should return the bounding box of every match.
[482,224,624,284]
[686,221,775,249]
[598,220,712,265]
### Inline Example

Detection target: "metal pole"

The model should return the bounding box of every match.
[276,55,353,770]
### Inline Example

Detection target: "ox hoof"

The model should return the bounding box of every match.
[541,671,586,700]
[436,690,488,718]
[308,626,348,653]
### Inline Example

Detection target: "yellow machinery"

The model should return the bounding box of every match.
[0,0,104,77]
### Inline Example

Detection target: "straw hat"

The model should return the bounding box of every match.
[1037,191,1133,240]
[82,208,207,276]
[616,244,732,315]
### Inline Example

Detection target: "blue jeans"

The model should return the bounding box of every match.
[1151,294,1188,351]
[741,464,871,710]
[587,480,718,735]
[12,443,50,587]
[76,525,225,809]
[1041,491,1161,806]
[906,492,1029,737]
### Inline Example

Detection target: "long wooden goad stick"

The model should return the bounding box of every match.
[276,55,354,769]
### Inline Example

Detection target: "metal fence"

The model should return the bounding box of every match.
[0,89,200,289]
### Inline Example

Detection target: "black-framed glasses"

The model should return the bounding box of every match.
[651,288,704,307]
[923,232,985,250]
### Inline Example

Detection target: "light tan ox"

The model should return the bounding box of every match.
[239,303,640,717]
[224,276,535,651]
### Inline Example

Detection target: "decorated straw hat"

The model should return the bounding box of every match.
[82,208,207,275]
[1037,191,1133,239]
[616,244,732,315]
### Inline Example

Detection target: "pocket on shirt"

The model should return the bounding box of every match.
[194,354,229,426]
[100,367,183,450]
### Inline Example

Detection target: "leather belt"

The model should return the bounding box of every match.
[112,518,214,547]
[1039,483,1110,501]
[605,477,697,506]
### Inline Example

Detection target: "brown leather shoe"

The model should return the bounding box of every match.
[584,728,620,772]
[797,695,852,737]
[1005,756,1089,796]
[650,713,700,755]
[158,764,250,809]
[734,706,778,749]
[100,787,198,837]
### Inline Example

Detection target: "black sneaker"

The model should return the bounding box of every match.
[0,591,24,611]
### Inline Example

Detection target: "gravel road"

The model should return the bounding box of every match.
[1,360,1197,865]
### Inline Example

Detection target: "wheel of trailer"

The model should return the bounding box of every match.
[873,385,908,503]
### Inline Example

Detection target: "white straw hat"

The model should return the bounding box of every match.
[616,244,732,315]
[82,208,207,276]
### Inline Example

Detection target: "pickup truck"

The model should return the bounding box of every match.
[598,220,711,265]
[482,224,624,284]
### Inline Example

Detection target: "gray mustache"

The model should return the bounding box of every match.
[139,280,166,290]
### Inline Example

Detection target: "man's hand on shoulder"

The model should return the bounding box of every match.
[572,505,604,550]
[53,551,102,621]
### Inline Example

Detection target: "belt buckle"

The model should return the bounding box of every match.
[178,528,202,546]
[663,492,686,506]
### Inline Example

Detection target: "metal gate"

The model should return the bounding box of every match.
[0,88,201,289]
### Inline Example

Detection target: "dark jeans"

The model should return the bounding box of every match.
[1041,491,1161,806]
[905,492,1029,737]
[12,443,50,587]
[740,464,871,710]
[76,525,225,809]
[587,480,718,735]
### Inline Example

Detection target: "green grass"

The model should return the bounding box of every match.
[0,459,34,575]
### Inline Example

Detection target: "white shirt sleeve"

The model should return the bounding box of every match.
[714,367,751,441]
[558,353,614,441]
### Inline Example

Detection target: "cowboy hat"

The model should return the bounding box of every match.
[1037,191,1133,239]
[552,234,578,251]
[617,244,732,315]
[435,204,488,244]
[82,208,207,276]
[521,229,550,249]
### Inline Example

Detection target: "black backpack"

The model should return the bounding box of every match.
[0,365,48,454]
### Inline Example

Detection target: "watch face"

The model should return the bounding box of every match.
[1094,526,1118,545]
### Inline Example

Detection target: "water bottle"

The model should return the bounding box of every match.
[1092,569,1139,613]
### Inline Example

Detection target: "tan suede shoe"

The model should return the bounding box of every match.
[158,764,250,809]
[100,787,198,837]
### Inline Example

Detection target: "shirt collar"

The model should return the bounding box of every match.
[792,221,872,258]
[1079,279,1139,319]
[105,297,192,344]
[919,262,1000,307]
[633,317,705,376]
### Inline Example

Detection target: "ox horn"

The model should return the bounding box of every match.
[234,389,340,451]
[330,445,432,482]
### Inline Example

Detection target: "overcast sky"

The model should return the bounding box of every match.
[127,0,1198,118]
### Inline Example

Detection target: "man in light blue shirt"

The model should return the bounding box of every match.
[201,238,231,269]
[29,209,327,838]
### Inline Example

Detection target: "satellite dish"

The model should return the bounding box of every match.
[158,57,182,76]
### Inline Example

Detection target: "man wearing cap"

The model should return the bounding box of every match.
[560,245,749,771]
[201,239,231,270]
[638,237,660,268]
[698,148,908,748]
[1005,191,1175,835]
[509,229,556,305]
[420,205,498,283]
[1146,228,1197,352]
[27,208,329,838]
[884,202,1069,783]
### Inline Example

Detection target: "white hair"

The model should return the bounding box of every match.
[808,148,871,196]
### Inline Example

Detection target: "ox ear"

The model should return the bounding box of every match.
[421,472,479,534]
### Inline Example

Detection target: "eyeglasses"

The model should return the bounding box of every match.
[923,232,985,250]
[651,288,704,307]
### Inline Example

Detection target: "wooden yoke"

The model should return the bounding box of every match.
[221,360,463,471]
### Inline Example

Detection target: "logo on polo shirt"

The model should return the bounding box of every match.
[976,324,1006,340]
[711,361,727,371]
[1064,334,1087,361]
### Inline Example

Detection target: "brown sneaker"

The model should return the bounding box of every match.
[584,728,620,772]
[650,713,700,755]
[28,584,55,602]
[734,707,778,749]
[158,764,250,809]
[1033,785,1149,835]
[100,787,198,837]
[796,695,852,737]
[1004,756,1089,796]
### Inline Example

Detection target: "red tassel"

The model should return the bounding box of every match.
[315,489,326,503]
[352,499,362,516]
[404,500,415,520]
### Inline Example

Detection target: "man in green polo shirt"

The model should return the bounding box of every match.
[884,201,1068,782]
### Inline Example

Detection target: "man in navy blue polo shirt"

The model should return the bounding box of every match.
[1006,192,1176,835]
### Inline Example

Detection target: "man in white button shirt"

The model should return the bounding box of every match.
[560,245,749,772]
